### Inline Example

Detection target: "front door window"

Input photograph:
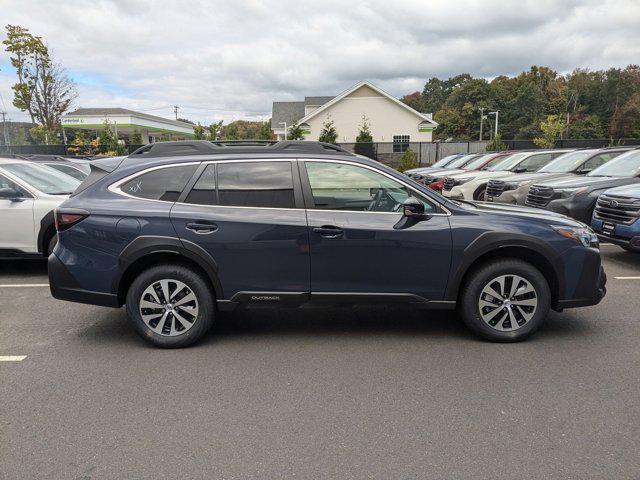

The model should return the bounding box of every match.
[304,161,433,213]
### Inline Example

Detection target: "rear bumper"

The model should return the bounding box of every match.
[48,253,120,308]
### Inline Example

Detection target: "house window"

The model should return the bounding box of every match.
[393,135,410,153]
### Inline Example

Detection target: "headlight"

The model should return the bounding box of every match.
[552,226,599,248]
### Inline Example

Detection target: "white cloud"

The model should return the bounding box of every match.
[1,0,639,123]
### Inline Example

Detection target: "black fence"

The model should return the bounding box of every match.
[2,138,640,167]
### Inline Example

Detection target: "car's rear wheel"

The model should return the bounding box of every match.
[126,264,215,348]
[459,259,550,342]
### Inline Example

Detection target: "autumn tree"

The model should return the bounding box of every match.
[534,115,565,148]
[3,25,77,132]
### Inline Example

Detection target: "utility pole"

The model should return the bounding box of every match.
[173,106,180,120]
[489,111,499,138]
[0,111,8,145]
[479,107,485,141]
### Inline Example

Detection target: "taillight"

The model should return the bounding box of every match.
[55,208,89,232]
[429,180,444,191]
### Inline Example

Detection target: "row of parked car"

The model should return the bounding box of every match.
[0,155,94,257]
[406,147,640,253]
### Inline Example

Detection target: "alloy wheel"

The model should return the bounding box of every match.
[478,274,538,331]
[139,279,199,336]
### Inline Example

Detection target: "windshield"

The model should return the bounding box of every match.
[431,154,461,168]
[447,154,478,169]
[538,150,595,173]
[587,150,640,177]
[2,162,81,194]
[487,152,528,171]
[463,153,500,170]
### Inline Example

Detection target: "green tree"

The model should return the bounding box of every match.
[534,115,565,148]
[29,124,60,144]
[208,120,223,140]
[355,115,373,142]
[193,123,206,140]
[3,25,77,131]
[318,116,338,143]
[397,148,418,172]
[98,120,126,154]
[257,121,272,140]
[485,133,507,152]
[223,122,240,140]
[567,114,604,139]
[287,121,305,140]
[129,128,143,145]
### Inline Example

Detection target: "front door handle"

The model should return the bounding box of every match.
[186,221,218,234]
[313,225,344,239]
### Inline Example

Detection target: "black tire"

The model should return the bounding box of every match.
[46,233,58,257]
[474,185,487,201]
[459,259,551,342]
[125,264,215,348]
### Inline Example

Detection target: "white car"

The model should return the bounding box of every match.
[442,150,569,201]
[0,158,81,258]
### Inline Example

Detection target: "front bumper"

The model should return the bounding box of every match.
[591,218,640,251]
[48,253,120,307]
[555,247,607,310]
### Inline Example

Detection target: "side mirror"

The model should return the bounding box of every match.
[512,167,527,173]
[402,197,427,218]
[0,187,23,202]
[576,168,592,175]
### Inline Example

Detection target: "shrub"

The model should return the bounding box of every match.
[397,148,418,172]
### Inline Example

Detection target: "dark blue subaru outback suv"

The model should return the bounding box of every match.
[49,141,606,347]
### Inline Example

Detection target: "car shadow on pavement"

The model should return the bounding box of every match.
[603,249,640,269]
[0,259,48,277]
[77,303,597,348]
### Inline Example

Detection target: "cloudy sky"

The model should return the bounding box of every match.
[1,0,639,124]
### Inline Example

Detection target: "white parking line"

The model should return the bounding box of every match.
[0,284,49,288]
[614,276,640,280]
[0,356,27,362]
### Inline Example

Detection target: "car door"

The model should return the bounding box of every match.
[170,160,310,301]
[0,173,36,252]
[300,159,452,302]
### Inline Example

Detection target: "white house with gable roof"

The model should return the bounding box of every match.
[271,81,437,145]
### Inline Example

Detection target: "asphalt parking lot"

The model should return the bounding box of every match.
[1,244,639,479]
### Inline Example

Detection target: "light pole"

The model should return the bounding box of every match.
[279,122,287,141]
[479,107,485,141]
[489,111,499,138]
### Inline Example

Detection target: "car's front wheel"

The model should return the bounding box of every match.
[125,264,215,348]
[459,259,551,342]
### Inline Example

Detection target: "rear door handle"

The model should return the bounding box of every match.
[186,221,218,234]
[313,225,344,239]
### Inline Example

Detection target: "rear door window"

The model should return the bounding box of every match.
[120,164,197,201]
[183,161,297,208]
[217,161,295,208]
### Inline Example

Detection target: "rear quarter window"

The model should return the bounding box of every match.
[119,165,197,201]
